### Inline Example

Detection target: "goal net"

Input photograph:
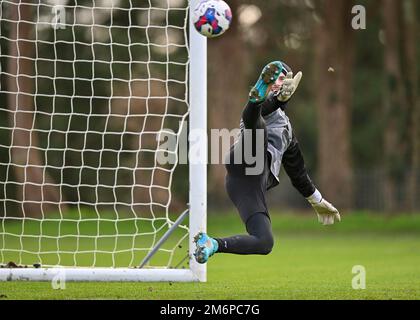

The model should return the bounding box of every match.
[0,0,206,282]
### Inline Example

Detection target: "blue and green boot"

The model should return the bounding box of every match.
[193,232,219,264]
[249,61,284,103]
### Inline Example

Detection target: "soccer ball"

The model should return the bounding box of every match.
[192,0,232,38]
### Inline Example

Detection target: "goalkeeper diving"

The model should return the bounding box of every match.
[194,61,341,263]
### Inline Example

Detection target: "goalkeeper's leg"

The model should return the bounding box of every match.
[215,213,274,255]
[194,124,274,263]
[193,213,274,263]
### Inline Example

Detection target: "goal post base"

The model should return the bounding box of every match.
[0,268,201,282]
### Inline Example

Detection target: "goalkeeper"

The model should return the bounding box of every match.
[194,61,341,263]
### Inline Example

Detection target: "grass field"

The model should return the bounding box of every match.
[1,211,420,300]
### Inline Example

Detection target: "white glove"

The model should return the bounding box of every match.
[307,190,341,226]
[277,71,303,102]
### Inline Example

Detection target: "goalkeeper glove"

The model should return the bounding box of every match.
[276,71,303,102]
[307,190,341,226]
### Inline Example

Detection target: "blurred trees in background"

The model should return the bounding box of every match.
[0,0,419,215]
[5,1,62,217]
[313,0,355,209]
[383,0,419,211]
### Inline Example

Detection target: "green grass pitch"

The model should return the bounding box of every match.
[1,212,420,300]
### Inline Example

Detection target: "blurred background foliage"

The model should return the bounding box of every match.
[0,0,419,217]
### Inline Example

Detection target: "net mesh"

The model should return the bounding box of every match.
[0,0,191,268]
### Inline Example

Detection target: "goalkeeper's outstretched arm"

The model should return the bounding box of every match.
[282,136,316,198]
[282,137,341,226]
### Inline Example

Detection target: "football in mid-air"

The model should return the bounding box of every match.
[192,0,232,38]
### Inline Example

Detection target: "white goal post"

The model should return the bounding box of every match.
[0,0,206,282]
